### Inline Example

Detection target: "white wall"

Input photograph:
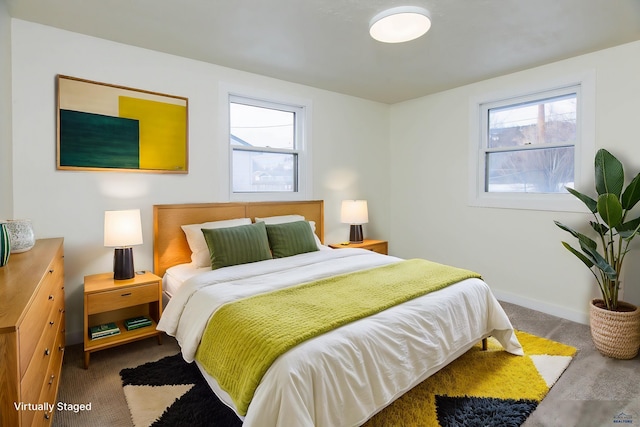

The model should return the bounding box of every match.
[390,40,640,324]
[13,15,640,342]
[0,0,12,219]
[11,19,390,344]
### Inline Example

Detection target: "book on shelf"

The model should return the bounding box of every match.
[90,329,121,340]
[124,316,153,331]
[124,315,151,326]
[125,322,152,331]
[89,322,120,340]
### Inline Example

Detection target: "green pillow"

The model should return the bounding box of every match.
[202,222,272,270]
[266,221,319,258]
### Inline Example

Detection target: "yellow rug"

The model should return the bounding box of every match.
[364,330,577,426]
[120,330,576,427]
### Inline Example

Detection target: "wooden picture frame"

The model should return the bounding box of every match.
[56,75,188,173]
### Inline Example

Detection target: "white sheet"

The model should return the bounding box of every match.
[157,249,523,427]
[162,245,333,297]
[162,262,210,297]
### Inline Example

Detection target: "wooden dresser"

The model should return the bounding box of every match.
[0,238,65,427]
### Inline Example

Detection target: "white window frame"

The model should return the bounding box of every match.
[219,83,312,202]
[468,71,596,212]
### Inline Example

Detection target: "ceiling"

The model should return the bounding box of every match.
[7,0,640,104]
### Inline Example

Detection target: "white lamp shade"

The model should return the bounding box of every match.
[369,6,431,43]
[104,209,143,247]
[341,200,369,224]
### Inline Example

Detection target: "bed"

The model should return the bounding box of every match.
[154,200,523,427]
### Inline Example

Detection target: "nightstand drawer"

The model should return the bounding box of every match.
[86,282,159,314]
[328,239,388,255]
[364,241,388,254]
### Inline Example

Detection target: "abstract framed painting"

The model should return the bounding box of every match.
[56,75,189,173]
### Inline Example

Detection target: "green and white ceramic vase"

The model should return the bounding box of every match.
[0,222,10,267]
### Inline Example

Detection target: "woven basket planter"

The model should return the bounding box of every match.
[590,299,640,359]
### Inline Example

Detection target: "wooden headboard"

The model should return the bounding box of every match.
[153,200,324,277]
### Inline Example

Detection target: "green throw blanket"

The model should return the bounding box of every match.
[195,259,481,415]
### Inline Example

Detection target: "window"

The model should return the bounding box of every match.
[469,73,595,211]
[225,91,310,200]
[485,89,577,194]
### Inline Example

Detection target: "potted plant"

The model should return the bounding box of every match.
[555,148,640,359]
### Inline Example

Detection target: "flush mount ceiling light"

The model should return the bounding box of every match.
[369,6,431,43]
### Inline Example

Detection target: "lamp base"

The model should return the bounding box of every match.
[349,224,364,244]
[113,247,134,280]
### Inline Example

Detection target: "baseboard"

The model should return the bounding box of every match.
[493,289,589,325]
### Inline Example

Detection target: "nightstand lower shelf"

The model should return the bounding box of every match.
[84,318,162,368]
[85,318,161,349]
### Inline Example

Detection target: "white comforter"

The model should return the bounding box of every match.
[157,248,523,427]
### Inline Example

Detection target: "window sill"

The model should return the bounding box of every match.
[468,192,588,212]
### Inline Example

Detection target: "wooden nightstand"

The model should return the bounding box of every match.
[328,239,388,255]
[83,271,163,368]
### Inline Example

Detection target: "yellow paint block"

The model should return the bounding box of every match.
[119,96,187,171]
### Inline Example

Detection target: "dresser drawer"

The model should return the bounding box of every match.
[23,320,64,427]
[20,304,64,407]
[86,282,159,314]
[20,272,64,378]
[38,323,65,427]
[18,253,63,378]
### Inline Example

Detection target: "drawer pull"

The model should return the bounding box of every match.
[44,413,50,420]
[44,348,51,356]
[121,292,132,297]
[59,345,65,352]
[48,374,55,385]
[49,269,54,274]
[49,321,55,326]
[48,295,54,300]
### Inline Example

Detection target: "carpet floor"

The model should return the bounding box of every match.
[52,302,640,427]
[119,331,575,427]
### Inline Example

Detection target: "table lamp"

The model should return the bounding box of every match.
[104,209,143,280]
[341,200,368,244]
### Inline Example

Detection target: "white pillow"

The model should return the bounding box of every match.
[254,215,323,249]
[181,218,252,267]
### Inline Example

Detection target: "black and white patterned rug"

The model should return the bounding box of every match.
[120,331,575,427]
[120,353,241,427]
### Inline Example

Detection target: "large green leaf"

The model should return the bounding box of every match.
[597,193,623,228]
[554,220,573,235]
[580,242,617,279]
[589,221,609,236]
[554,221,598,250]
[619,229,640,240]
[617,216,640,240]
[621,173,640,210]
[616,215,640,233]
[561,241,594,269]
[566,187,597,213]
[595,149,624,197]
